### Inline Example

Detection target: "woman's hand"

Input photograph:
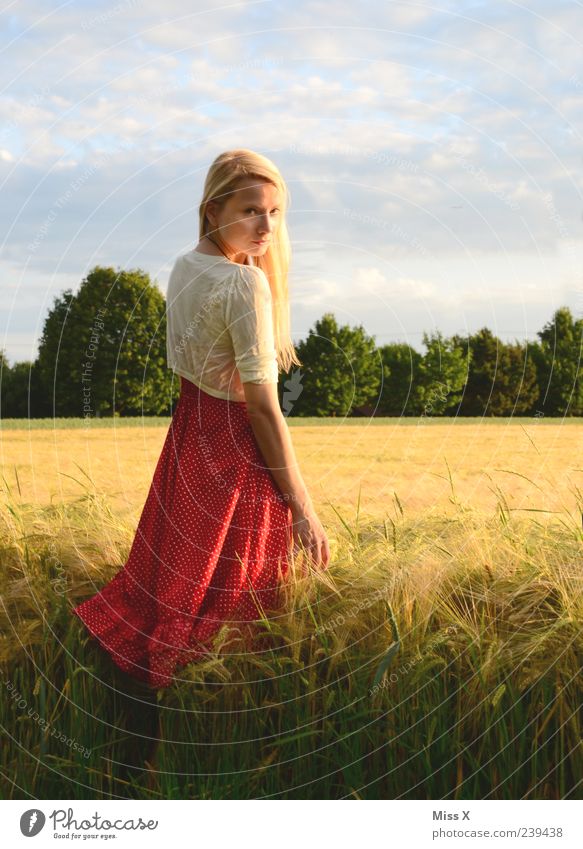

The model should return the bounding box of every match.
[290,506,330,571]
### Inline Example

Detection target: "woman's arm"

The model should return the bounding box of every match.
[242,381,330,570]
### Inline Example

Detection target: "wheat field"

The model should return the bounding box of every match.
[1,417,581,523]
[0,418,581,799]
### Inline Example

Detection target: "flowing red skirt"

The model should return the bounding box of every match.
[73,376,294,689]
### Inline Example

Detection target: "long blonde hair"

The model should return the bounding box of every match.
[198,148,301,373]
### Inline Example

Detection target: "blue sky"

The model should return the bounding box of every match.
[1,0,582,363]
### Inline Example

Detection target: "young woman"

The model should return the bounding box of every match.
[73,149,330,696]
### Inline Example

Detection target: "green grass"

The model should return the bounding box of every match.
[0,477,582,799]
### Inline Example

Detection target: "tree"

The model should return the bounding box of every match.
[449,328,538,416]
[533,307,583,416]
[36,289,74,414]
[417,330,468,415]
[0,349,10,417]
[279,312,380,416]
[0,356,50,419]
[377,343,423,415]
[501,341,539,415]
[37,266,176,417]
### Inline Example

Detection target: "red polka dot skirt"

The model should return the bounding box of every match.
[72,376,294,689]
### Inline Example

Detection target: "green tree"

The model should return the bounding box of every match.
[36,289,74,415]
[417,330,468,415]
[0,349,10,417]
[449,328,538,416]
[37,266,176,417]
[501,341,539,415]
[0,356,50,418]
[279,312,380,416]
[533,307,583,416]
[377,343,423,415]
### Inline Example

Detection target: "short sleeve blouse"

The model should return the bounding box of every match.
[165,250,279,402]
[223,265,279,385]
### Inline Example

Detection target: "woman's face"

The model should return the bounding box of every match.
[205,177,281,259]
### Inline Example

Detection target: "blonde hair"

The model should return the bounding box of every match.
[198,148,301,373]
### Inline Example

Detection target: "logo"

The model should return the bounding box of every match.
[20,810,46,836]
[282,368,304,416]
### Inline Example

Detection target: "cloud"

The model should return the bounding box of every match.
[1,0,581,364]
[293,276,343,306]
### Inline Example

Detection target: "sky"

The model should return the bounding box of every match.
[1,0,583,363]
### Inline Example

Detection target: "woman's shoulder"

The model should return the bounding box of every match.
[230,261,270,292]
[171,251,270,298]
[176,251,264,278]
[227,266,273,313]
[176,249,234,274]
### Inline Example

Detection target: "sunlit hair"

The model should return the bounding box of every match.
[198,148,301,373]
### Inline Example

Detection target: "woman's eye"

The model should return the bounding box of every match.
[245,208,280,214]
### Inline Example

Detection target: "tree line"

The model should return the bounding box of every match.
[1,265,581,418]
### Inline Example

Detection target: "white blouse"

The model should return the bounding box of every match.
[166,249,279,402]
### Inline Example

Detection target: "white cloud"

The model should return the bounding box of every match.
[293,276,342,306]
[1,0,582,363]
